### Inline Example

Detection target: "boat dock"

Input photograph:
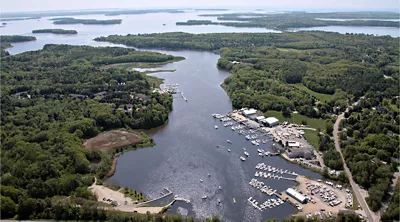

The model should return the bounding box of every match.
[255,163,298,176]
[135,188,173,207]
[181,92,188,101]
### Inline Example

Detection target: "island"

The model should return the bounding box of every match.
[176,20,213,25]
[32,29,78,34]
[176,11,400,30]
[51,17,122,25]
[0,44,190,220]
[95,31,399,220]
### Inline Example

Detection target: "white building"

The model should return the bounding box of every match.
[243,108,257,117]
[264,117,279,127]
[286,188,307,204]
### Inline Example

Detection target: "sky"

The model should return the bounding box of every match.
[1,0,399,13]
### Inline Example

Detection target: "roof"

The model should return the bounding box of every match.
[286,188,307,202]
[256,116,266,120]
[265,117,279,124]
[243,109,257,115]
[288,141,300,147]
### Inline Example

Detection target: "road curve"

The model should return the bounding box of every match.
[333,113,376,222]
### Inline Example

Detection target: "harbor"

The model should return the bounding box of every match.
[109,50,323,221]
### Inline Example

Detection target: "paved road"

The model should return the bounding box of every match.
[333,113,376,222]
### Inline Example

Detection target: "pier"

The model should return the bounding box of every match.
[135,188,173,207]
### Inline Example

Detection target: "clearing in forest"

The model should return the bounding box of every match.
[84,130,141,150]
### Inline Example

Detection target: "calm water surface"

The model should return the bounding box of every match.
[2,10,396,221]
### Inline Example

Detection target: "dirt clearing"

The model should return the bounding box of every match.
[84,130,141,151]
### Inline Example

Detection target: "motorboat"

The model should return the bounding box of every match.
[215,125,218,129]
[227,140,232,143]
[200,179,203,182]
[208,173,211,177]
[217,198,221,204]
[240,156,246,161]
[219,186,222,190]
[202,195,208,199]
[227,149,231,152]
[244,151,249,156]
[243,148,246,151]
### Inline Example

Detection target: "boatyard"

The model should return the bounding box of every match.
[210,108,351,219]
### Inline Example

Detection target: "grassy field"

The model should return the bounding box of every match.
[264,110,326,131]
[291,84,334,103]
[303,129,320,149]
[102,56,185,70]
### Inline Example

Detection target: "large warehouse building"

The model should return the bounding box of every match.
[286,188,307,204]
[264,117,279,127]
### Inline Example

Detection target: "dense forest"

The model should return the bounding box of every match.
[0,45,181,219]
[381,180,400,221]
[340,97,400,212]
[189,12,400,30]
[32,29,78,34]
[51,17,122,25]
[96,31,400,214]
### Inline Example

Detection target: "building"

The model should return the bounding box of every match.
[286,148,313,159]
[286,188,307,204]
[288,141,300,148]
[264,117,279,127]
[243,108,257,117]
[246,119,260,129]
[255,116,265,122]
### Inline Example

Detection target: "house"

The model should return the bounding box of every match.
[264,117,279,127]
[243,108,257,117]
[286,188,307,204]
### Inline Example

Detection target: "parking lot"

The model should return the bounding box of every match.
[289,176,349,218]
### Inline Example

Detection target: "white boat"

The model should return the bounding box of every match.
[243,148,246,151]
[208,173,211,177]
[202,195,208,199]
[227,140,232,143]
[200,179,203,182]
[217,198,221,204]
[259,153,264,156]
[219,186,222,190]
[227,149,231,152]
[215,125,218,129]
[251,140,257,145]
[244,151,249,156]
[240,156,246,161]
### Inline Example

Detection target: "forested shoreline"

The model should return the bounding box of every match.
[0,44,182,219]
[182,12,400,30]
[51,17,122,25]
[32,29,78,34]
[95,31,400,214]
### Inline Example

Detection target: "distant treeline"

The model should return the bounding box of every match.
[1,9,185,19]
[32,29,78,34]
[51,17,122,25]
[176,12,400,30]
[176,20,213,25]
[1,35,36,43]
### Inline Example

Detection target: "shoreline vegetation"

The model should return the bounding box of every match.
[0,44,184,220]
[95,31,399,214]
[32,29,78,34]
[51,17,122,25]
[0,35,37,55]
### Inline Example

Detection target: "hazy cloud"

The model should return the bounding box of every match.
[1,0,399,13]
